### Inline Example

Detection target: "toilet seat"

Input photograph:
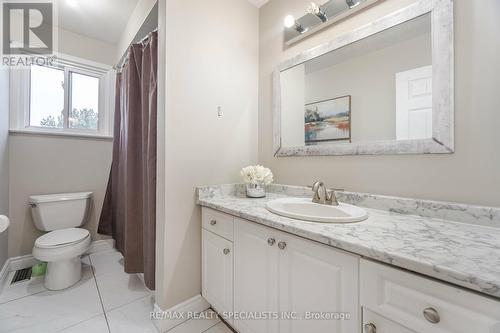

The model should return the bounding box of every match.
[33,228,91,265]
[35,228,90,249]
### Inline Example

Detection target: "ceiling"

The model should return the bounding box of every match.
[57,0,267,44]
[56,0,140,45]
[247,0,270,8]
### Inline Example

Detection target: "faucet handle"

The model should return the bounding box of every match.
[326,188,343,206]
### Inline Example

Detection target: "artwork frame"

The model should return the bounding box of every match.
[304,95,352,145]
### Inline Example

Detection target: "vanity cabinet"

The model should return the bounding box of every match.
[201,207,500,333]
[360,259,500,333]
[233,217,359,333]
[201,210,234,321]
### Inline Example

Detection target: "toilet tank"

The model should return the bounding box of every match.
[29,192,93,231]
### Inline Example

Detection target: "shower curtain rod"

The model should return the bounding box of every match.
[114,28,158,71]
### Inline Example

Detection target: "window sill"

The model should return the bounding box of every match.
[9,129,114,141]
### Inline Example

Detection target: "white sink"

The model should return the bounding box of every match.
[266,197,368,223]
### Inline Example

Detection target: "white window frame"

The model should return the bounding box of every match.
[9,53,115,139]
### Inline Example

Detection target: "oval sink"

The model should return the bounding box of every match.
[266,197,368,223]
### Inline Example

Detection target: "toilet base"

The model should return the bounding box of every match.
[44,257,82,290]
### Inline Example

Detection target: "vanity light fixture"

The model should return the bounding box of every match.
[284,15,306,33]
[284,0,380,45]
[307,2,328,23]
[346,0,362,8]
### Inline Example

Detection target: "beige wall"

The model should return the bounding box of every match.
[8,135,112,257]
[259,0,500,207]
[156,0,259,309]
[59,28,117,66]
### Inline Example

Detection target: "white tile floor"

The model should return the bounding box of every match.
[0,250,232,333]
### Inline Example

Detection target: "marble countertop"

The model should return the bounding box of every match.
[197,185,500,300]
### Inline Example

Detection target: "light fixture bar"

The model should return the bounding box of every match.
[308,2,328,23]
[284,0,380,45]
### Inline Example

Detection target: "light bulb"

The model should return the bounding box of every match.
[284,15,296,29]
[307,2,327,22]
[307,2,320,15]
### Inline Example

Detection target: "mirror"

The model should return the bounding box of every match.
[273,0,454,156]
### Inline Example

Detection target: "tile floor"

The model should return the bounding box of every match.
[0,249,231,333]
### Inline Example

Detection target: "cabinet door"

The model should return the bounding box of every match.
[278,233,359,333]
[202,229,233,317]
[234,218,279,333]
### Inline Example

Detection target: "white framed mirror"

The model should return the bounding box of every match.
[273,0,454,156]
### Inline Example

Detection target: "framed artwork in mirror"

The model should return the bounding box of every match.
[305,95,351,145]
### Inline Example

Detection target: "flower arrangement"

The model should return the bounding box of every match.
[240,165,274,198]
[240,165,274,186]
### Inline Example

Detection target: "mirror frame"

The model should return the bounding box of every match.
[273,0,454,156]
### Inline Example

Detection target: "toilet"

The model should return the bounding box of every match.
[30,192,93,290]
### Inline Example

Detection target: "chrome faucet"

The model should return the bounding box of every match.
[311,181,340,206]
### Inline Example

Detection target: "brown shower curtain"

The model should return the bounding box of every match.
[98,31,157,290]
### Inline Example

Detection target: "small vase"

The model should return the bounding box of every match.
[246,183,266,198]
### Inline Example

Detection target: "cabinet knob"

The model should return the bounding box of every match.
[278,241,287,250]
[267,238,276,246]
[364,323,376,333]
[423,307,440,324]
[210,220,217,226]
[223,248,230,255]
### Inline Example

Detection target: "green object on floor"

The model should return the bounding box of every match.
[32,262,47,277]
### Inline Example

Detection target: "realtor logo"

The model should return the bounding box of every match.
[2,1,54,55]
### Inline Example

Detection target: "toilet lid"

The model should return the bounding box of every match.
[36,228,90,249]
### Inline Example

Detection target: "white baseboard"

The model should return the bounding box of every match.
[152,295,210,333]
[0,239,116,289]
[7,254,39,272]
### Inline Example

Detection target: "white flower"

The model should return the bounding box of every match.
[240,165,274,186]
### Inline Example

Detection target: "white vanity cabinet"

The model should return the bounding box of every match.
[360,259,500,333]
[201,207,500,333]
[233,217,360,333]
[201,209,234,320]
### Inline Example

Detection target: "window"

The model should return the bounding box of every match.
[69,72,100,130]
[10,54,114,137]
[29,66,65,129]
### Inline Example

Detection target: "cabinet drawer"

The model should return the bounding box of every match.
[361,259,500,333]
[202,207,234,241]
[363,308,416,333]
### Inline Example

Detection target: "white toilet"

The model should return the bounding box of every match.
[30,192,93,290]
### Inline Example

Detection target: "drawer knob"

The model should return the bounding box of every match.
[223,248,230,255]
[278,241,287,250]
[364,323,376,333]
[423,307,440,324]
[268,238,276,246]
[210,220,217,226]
